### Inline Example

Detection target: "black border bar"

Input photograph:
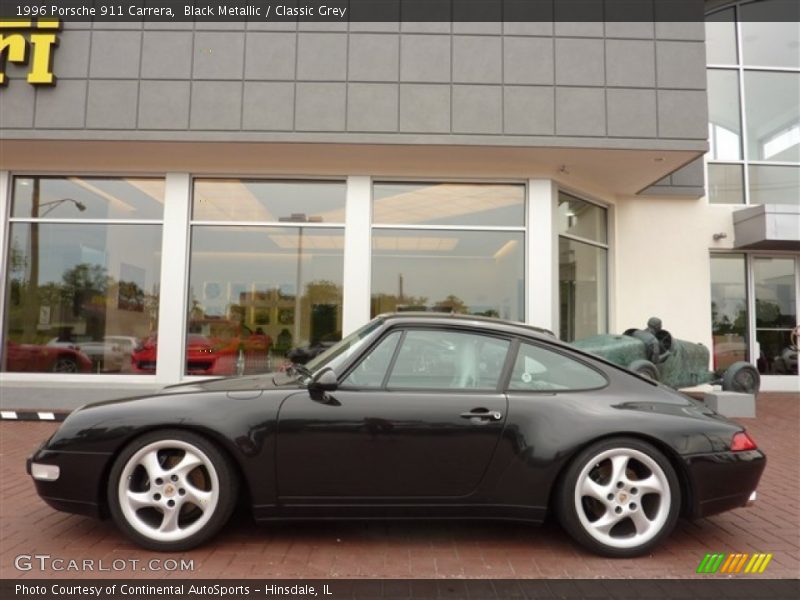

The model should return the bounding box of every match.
[1,0,799,23]
[4,578,800,599]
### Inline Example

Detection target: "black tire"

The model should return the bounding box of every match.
[556,437,681,558]
[628,359,659,381]
[107,429,238,552]
[722,361,760,394]
[52,357,78,373]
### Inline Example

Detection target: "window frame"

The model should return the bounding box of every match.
[338,324,518,394]
[2,174,167,378]
[705,1,800,206]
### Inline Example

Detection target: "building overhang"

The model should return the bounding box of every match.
[0,139,703,200]
[733,204,800,251]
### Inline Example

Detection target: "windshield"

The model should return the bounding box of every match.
[304,318,385,375]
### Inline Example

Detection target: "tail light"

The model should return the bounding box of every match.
[731,431,758,452]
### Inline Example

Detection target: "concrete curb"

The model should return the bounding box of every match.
[0,410,69,422]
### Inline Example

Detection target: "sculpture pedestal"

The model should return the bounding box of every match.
[703,391,756,418]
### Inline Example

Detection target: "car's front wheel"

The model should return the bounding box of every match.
[107,429,238,551]
[557,438,680,557]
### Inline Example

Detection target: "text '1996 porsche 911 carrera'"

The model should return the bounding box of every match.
[28,313,765,557]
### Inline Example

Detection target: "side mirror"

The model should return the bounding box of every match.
[309,368,338,392]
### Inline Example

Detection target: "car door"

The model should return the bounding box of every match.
[276,327,512,499]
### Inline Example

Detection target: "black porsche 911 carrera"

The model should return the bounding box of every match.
[27,313,765,557]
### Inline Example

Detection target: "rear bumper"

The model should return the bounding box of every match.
[683,449,766,519]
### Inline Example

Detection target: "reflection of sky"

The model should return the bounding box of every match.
[371,229,524,320]
[10,223,162,288]
[188,226,345,308]
[193,180,347,223]
[12,178,164,220]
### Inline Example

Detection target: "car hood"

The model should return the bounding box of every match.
[159,372,303,394]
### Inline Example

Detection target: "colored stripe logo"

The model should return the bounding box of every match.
[696,553,773,574]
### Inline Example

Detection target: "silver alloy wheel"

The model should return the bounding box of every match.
[117,439,220,543]
[574,447,671,550]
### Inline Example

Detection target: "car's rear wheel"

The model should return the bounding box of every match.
[107,429,238,551]
[557,438,680,557]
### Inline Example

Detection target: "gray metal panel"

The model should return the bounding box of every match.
[453,36,503,84]
[733,204,800,250]
[348,34,400,82]
[400,34,451,82]
[242,82,295,131]
[452,85,503,134]
[1,20,711,187]
[504,86,555,135]
[606,40,656,88]
[556,87,606,136]
[0,84,35,128]
[34,81,87,128]
[503,37,554,85]
[297,33,348,81]
[141,32,194,79]
[189,81,243,130]
[52,30,91,78]
[657,90,708,139]
[245,33,297,80]
[555,38,605,86]
[89,31,142,79]
[295,82,347,131]
[656,41,706,89]
[347,83,400,132]
[139,81,191,130]
[86,81,139,129]
[607,89,658,138]
[399,84,451,133]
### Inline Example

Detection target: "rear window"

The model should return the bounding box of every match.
[509,342,607,391]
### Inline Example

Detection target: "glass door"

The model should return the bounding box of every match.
[752,257,798,376]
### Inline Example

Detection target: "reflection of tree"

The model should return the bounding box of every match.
[756,299,791,328]
[304,279,340,303]
[8,259,158,343]
[435,294,467,313]
[711,300,747,335]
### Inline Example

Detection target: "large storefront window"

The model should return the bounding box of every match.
[184,180,345,375]
[706,1,800,205]
[558,192,608,341]
[370,183,525,320]
[3,177,164,374]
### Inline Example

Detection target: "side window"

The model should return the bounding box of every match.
[341,331,401,388]
[509,342,607,391]
[386,330,510,390]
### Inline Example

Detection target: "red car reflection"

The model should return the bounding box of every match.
[5,341,93,373]
[132,329,271,376]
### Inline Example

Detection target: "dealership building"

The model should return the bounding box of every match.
[0,1,797,407]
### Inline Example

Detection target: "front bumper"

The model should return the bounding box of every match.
[27,446,111,519]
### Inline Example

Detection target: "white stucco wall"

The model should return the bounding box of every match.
[613,196,738,360]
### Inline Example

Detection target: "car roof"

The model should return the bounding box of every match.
[375,312,557,340]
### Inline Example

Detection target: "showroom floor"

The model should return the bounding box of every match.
[1,394,797,580]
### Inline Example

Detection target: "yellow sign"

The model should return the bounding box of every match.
[0,18,60,85]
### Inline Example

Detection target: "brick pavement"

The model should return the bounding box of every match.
[1,394,797,580]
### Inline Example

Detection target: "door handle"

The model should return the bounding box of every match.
[460,410,503,421]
